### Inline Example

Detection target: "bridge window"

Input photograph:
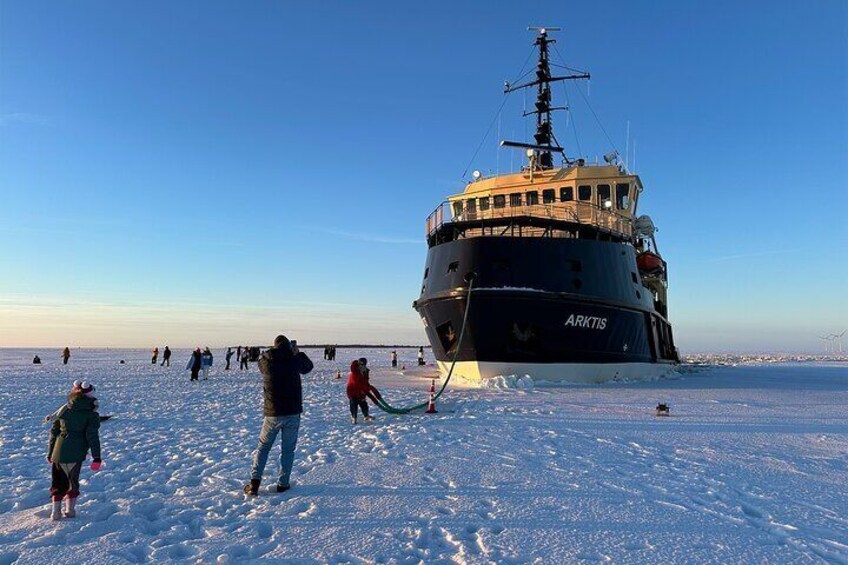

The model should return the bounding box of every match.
[542,189,556,203]
[479,196,490,211]
[447,261,459,273]
[509,193,522,207]
[493,195,506,208]
[452,201,463,217]
[616,183,630,210]
[466,198,477,214]
[578,185,592,201]
[560,186,574,202]
[597,184,611,208]
[525,191,539,205]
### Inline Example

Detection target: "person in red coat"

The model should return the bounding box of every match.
[346,360,374,424]
[357,357,384,406]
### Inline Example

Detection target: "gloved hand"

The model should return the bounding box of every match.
[46,458,52,465]
[91,458,102,472]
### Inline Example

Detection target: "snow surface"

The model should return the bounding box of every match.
[0,348,846,564]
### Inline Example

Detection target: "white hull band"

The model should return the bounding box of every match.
[438,360,677,384]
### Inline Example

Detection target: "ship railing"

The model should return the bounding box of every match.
[425,200,632,238]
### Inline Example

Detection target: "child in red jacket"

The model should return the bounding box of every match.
[346,360,374,424]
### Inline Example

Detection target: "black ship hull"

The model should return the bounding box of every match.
[414,237,678,382]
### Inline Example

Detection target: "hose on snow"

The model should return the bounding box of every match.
[373,276,474,415]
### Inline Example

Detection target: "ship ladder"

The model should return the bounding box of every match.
[373,277,474,415]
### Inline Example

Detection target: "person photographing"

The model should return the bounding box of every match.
[244,335,313,496]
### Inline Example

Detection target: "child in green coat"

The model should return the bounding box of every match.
[47,381,102,520]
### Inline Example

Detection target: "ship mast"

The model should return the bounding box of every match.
[501,27,590,169]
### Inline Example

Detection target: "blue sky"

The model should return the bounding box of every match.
[1,1,846,351]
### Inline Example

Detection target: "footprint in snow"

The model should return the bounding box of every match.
[256,521,273,539]
[291,501,317,518]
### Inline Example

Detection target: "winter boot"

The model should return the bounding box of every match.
[351,416,357,424]
[273,484,290,493]
[364,415,375,422]
[50,501,62,521]
[243,479,260,496]
[63,497,76,518]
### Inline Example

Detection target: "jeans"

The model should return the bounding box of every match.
[250,415,301,487]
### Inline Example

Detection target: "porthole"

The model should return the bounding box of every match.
[636,291,641,300]
[447,261,459,273]
[631,272,638,284]
[573,278,583,289]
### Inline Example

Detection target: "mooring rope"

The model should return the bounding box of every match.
[373,278,474,414]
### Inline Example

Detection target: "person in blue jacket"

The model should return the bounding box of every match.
[201,347,214,380]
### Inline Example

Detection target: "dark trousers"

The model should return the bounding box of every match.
[391,360,397,367]
[161,358,170,366]
[225,358,231,370]
[63,357,69,365]
[240,358,248,370]
[191,368,200,381]
[51,461,82,501]
[349,398,368,419]
[152,356,157,364]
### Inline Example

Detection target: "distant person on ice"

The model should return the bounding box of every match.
[62,347,71,365]
[161,346,171,367]
[201,347,213,379]
[47,381,102,520]
[240,347,249,370]
[33,355,42,364]
[225,347,234,370]
[391,350,398,368]
[187,347,202,381]
[151,346,159,365]
[244,335,313,496]
[346,360,375,424]
[418,346,425,366]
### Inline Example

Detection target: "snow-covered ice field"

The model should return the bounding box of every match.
[0,348,846,564]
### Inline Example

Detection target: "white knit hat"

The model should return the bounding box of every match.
[72,381,95,395]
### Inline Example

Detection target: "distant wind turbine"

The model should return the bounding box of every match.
[834,330,846,354]
[818,334,834,353]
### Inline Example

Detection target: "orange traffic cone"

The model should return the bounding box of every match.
[429,379,436,394]
[425,391,438,414]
